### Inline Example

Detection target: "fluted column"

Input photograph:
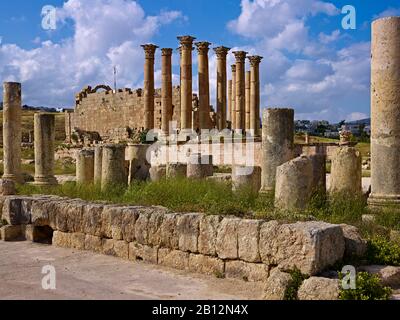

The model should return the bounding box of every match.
[141,44,158,131]
[178,36,196,131]
[2,82,22,183]
[248,56,263,136]
[196,41,211,130]
[228,79,232,124]
[161,48,173,135]
[214,46,230,130]
[245,71,251,131]
[233,51,247,132]
[231,65,236,130]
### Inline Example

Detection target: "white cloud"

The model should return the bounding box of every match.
[373,7,400,20]
[228,0,371,122]
[0,0,184,107]
[346,112,368,122]
[318,29,341,44]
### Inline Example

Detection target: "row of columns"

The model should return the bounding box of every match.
[229,54,263,134]
[141,36,262,135]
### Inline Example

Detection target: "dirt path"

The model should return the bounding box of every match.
[0,241,264,300]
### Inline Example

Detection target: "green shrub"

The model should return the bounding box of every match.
[284,268,309,300]
[366,237,400,266]
[339,272,392,300]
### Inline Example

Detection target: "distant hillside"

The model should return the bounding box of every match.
[346,118,371,126]
[0,102,66,113]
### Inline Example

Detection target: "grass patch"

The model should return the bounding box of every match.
[339,272,392,300]
[284,268,309,300]
[366,237,400,266]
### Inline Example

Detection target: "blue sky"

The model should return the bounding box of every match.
[1,0,400,122]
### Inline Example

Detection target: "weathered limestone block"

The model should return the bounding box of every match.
[225,261,269,282]
[188,254,225,276]
[0,179,16,196]
[275,155,316,211]
[70,232,85,250]
[160,213,180,250]
[149,165,166,182]
[134,211,151,245]
[216,218,240,260]
[187,154,214,179]
[166,163,187,179]
[84,234,103,253]
[82,203,104,236]
[101,206,124,240]
[120,207,139,242]
[198,215,222,256]
[128,242,158,264]
[0,225,25,241]
[298,277,340,300]
[2,197,31,225]
[102,239,129,259]
[238,219,262,263]
[177,213,201,253]
[158,248,189,270]
[330,147,362,195]
[53,231,72,248]
[263,269,293,300]
[31,198,60,229]
[232,166,261,193]
[358,265,400,288]
[340,224,367,258]
[148,210,164,246]
[259,221,345,275]
[63,200,86,233]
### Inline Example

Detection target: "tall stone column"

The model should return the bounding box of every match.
[141,44,158,131]
[233,51,247,132]
[231,65,236,130]
[214,46,230,130]
[2,82,22,183]
[94,145,103,184]
[248,56,263,136]
[178,36,196,131]
[101,144,127,189]
[76,149,95,184]
[245,71,251,131]
[261,108,294,193]
[161,48,173,135]
[195,41,211,131]
[369,17,400,209]
[34,114,57,186]
[228,79,232,124]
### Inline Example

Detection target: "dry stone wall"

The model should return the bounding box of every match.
[0,195,351,281]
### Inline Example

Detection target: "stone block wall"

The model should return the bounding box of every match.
[1,195,349,281]
[66,86,182,141]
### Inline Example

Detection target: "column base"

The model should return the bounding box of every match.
[259,187,274,194]
[33,176,58,187]
[2,174,24,184]
[368,194,400,211]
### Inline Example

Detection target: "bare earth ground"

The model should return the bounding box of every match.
[0,242,264,300]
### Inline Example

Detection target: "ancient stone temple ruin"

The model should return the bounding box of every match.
[65,35,264,143]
